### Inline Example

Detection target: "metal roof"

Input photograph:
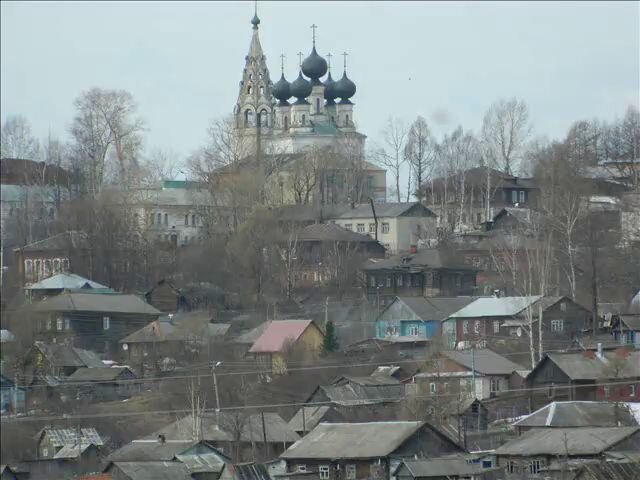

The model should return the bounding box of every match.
[281,422,426,459]
[32,292,161,315]
[248,320,317,353]
[34,341,104,368]
[108,440,222,463]
[393,297,478,322]
[442,349,524,375]
[288,406,335,432]
[17,230,88,253]
[120,320,230,344]
[317,382,404,406]
[26,273,108,291]
[39,427,103,448]
[293,223,380,243]
[397,457,496,477]
[363,247,476,272]
[494,427,640,456]
[513,401,639,428]
[109,461,192,480]
[338,202,435,219]
[448,296,542,318]
[66,366,135,382]
[539,351,640,380]
[232,322,270,345]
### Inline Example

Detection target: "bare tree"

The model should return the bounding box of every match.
[481,97,532,175]
[1,114,41,160]
[70,88,145,194]
[376,117,408,202]
[138,148,183,186]
[405,116,436,202]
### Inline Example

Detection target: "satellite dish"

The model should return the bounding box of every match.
[516,327,522,337]
[122,343,129,351]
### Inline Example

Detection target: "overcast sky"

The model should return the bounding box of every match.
[2,1,638,166]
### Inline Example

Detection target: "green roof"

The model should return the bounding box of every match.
[312,121,339,135]
[161,180,201,189]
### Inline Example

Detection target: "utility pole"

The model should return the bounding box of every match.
[471,346,476,400]
[210,361,222,427]
[261,410,268,460]
[324,297,329,327]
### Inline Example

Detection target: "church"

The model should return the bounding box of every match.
[229,9,387,203]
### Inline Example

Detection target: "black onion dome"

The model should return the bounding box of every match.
[335,72,356,103]
[301,47,328,84]
[272,74,291,104]
[324,71,338,105]
[290,71,312,102]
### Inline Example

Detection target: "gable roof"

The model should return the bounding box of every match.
[108,439,221,462]
[397,457,497,478]
[17,230,89,253]
[281,421,428,459]
[66,366,135,382]
[249,320,319,353]
[363,246,476,272]
[288,406,340,432]
[232,322,270,345]
[119,320,230,345]
[442,349,524,375]
[513,401,639,428]
[33,341,104,368]
[293,223,381,244]
[494,427,640,456]
[448,296,542,318]
[38,427,103,448]
[26,273,108,291]
[314,381,404,406]
[32,292,162,315]
[338,202,436,219]
[533,351,640,380]
[391,296,478,322]
[108,461,192,480]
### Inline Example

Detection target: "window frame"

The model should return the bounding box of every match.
[629,384,636,397]
[408,326,419,337]
[551,319,564,332]
[356,223,365,233]
[382,222,390,234]
[462,320,469,334]
[429,382,437,395]
[345,464,356,480]
[102,316,110,330]
[493,320,500,333]
[319,465,330,480]
[56,317,63,331]
[368,223,376,234]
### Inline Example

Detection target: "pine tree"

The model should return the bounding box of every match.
[323,320,338,353]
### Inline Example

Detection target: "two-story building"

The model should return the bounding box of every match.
[332,202,438,254]
[363,247,479,307]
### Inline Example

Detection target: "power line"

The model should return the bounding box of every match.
[1,379,635,424]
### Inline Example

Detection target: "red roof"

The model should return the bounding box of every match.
[249,320,317,353]
[77,475,111,480]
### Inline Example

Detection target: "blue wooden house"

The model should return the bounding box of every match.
[1,373,25,415]
[375,296,476,340]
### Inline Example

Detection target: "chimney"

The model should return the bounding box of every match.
[409,245,417,254]
[158,434,166,444]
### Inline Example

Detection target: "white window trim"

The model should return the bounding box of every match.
[319,465,330,480]
[382,222,390,234]
[103,316,110,330]
[408,326,419,337]
[346,464,356,480]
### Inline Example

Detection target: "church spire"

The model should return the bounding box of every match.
[251,0,260,29]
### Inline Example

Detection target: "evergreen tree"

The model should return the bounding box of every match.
[323,320,338,353]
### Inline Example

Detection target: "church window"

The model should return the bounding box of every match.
[164,213,168,226]
[185,214,189,226]
[244,109,254,127]
[157,213,162,225]
[247,86,253,95]
[249,73,253,80]
[260,85,264,95]
[316,98,320,113]
[331,115,335,123]
[302,114,306,126]
[284,116,289,129]
[259,73,263,79]
[346,114,350,125]
[260,109,268,127]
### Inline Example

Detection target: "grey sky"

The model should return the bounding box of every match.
[2,1,638,165]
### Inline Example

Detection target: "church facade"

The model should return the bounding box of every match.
[231,11,386,203]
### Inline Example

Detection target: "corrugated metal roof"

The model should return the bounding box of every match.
[40,427,103,448]
[281,422,425,459]
[26,273,108,291]
[288,406,334,432]
[108,440,220,462]
[513,401,639,428]
[338,202,435,219]
[294,223,380,243]
[541,351,640,380]
[449,296,542,318]
[109,461,192,480]
[494,427,639,456]
[248,320,316,353]
[442,349,524,375]
[399,457,495,477]
[394,297,477,322]
[363,246,476,271]
[120,320,229,344]
[32,292,161,315]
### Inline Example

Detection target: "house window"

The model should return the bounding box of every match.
[369,223,376,234]
[474,320,480,334]
[35,260,41,278]
[408,326,419,336]
[344,224,352,231]
[551,319,564,332]
[302,114,306,126]
[429,382,437,395]
[346,464,356,480]
[529,460,542,474]
[45,260,52,275]
[490,378,499,393]
[54,260,61,273]
[46,319,52,331]
[519,190,525,203]
[629,385,636,397]
[65,318,70,330]
[56,317,63,331]
[297,465,307,473]
[477,212,482,224]
[62,259,70,271]
[560,302,567,312]
[463,320,469,334]
[493,320,500,333]
[386,276,392,288]
[319,465,330,480]
[192,214,196,226]
[356,223,365,233]
[444,382,449,392]
[164,213,168,225]
[511,190,518,204]
[103,316,110,330]
[316,97,321,113]
[26,260,33,276]
[185,214,189,226]
[368,276,376,287]
[603,385,610,398]
[382,222,390,234]
[397,275,403,287]
[506,461,515,474]
[42,447,49,457]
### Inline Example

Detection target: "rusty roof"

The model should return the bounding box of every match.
[248,320,319,354]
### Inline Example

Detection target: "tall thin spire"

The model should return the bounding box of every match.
[280,53,285,74]
[342,52,348,72]
[310,24,318,47]
[251,0,260,29]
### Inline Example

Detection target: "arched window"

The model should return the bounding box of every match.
[302,114,306,126]
[54,259,61,273]
[331,115,335,123]
[25,260,33,276]
[164,213,168,225]
[244,109,254,127]
[44,260,52,275]
[157,213,162,225]
[346,114,350,125]
[260,109,268,127]
[192,214,196,226]
[249,73,254,81]
[284,116,289,130]
[259,73,263,79]
[62,259,70,271]
[260,85,264,95]
[185,214,189,226]
[247,86,253,95]
[35,260,41,278]
[316,98,320,113]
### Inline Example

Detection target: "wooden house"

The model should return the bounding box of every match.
[65,366,139,401]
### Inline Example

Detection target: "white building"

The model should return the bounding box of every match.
[331,202,438,254]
